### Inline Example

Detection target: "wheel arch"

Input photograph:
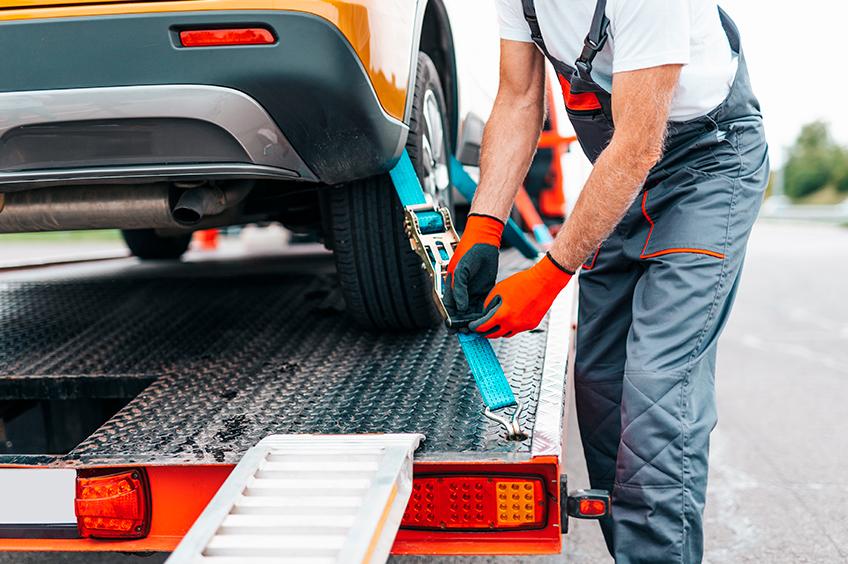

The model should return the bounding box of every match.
[410,0,459,155]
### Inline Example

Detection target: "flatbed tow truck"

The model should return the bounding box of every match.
[0,240,590,559]
[0,131,608,560]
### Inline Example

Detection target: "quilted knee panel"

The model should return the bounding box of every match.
[617,370,686,487]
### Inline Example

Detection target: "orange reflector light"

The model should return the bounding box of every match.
[179,28,275,47]
[75,470,150,539]
[401,475,547,531]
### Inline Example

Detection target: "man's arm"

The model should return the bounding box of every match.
[467,63,683,339]
[470,39,547,221]
[548,64,683,272]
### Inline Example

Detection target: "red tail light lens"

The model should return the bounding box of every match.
[566,488,610,520]
[75,470,150,539]
[401,475,547,531]
[179,28,275,47]
[579,499,607,516]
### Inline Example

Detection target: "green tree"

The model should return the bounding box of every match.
[832,147,848,194]
[783,121,848,199]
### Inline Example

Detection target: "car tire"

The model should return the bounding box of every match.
[329,52,452,330]
[121,229,192,260]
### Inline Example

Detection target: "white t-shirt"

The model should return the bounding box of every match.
[496,0,738,121]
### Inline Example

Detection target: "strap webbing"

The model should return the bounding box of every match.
[521,0,574,77]
[448,158,541,260]
[457,333,516,410]
[576,0,610,79]
[388,152,517,412]
[389,151,429,207]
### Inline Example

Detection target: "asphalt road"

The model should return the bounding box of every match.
[1,221,846,563]
[396,221,848,564]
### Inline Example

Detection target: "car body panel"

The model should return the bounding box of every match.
[0,0,500,190]
[0,0,418,123]
[0,10,409,185]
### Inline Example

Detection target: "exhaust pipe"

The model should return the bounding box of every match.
[0,181,254,233]
[171,182,253,227]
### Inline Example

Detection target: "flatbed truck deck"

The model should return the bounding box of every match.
[0,246,576,556]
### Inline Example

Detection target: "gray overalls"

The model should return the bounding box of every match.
[522,2,769,562]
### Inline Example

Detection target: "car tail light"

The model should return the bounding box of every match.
[179,28,275,47]
[401,475,547,531]
[75,469,150,539]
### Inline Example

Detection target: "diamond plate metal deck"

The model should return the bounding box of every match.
[0,250,567,467]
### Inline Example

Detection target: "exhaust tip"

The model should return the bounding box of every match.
[172,206,203,226]
[172,188,211,226]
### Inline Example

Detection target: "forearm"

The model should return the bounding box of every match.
[470,92,545,222]
[548,139,658,272]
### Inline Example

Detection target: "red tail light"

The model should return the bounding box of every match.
[579,499,607,516]
[566,488,610,520]
[401,475,547,531]
[75,470,150,539]
[179,28,275,47]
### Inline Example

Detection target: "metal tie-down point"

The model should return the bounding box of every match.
[484,402,526,441]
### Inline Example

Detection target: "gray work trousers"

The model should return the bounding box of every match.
[573,43,769,563]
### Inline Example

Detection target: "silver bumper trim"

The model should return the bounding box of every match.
[0,163,302,190]
[0,84,317,185]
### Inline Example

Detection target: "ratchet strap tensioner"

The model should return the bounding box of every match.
[389,151,541,440]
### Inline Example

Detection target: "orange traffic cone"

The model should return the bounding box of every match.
[194,229,220,251]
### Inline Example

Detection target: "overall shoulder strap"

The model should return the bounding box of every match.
[717,7,741,54]
[575,0,610,80]
[521,0,574,75]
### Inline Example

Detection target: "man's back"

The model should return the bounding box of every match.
[496,0,738,121]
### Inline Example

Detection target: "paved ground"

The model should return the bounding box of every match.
[1,222,846,563]
[562,221,848,563]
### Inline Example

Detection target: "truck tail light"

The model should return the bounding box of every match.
[566,488,610,520]
[401,475,547,531]
[179,28,275,47]
[75,469,151,539]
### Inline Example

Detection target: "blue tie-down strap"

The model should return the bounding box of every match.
[389,150,524,438]
[415,210,447,235]
[449,157,541,260]
[457,332,517,410]
[532,224,554,246]
[389,151,428,207]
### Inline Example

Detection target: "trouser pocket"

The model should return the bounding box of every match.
[637,167,735,261]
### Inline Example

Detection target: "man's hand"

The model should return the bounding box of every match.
[469,253,573,339]
[444,40,544,329]
[443,214,504,325]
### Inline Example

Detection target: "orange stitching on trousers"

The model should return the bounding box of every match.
[640,192,726,260]
[583,247,601,270]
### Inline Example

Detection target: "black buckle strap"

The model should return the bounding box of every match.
[522,0,575,74]
[575,0,610,80]
[522,0,549,54]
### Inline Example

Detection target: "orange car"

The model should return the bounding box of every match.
[0,0,501,329]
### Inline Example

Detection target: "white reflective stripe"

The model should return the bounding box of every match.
[0,469,76,524]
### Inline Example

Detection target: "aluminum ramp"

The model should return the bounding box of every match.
[167,434,423,564]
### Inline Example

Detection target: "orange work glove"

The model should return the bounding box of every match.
[443,214,505,324]
[469,252,573,339]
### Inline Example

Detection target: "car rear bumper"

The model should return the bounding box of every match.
[0,10,409,187]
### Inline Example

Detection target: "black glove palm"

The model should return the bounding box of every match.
[443,243,500,327]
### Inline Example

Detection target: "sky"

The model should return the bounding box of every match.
[719,0,848,165]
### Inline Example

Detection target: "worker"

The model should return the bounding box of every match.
[443,1,768,562]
